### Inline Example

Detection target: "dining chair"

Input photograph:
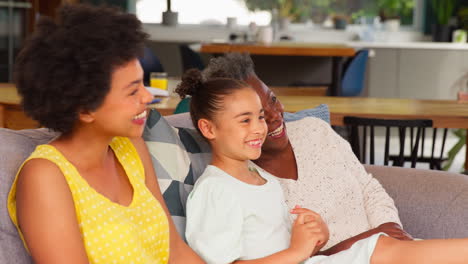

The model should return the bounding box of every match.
[179,44,205,73]
[343,116,447,169]
[341,49,369,96]
[174,97,191,114]
[138,46,165,86]
[290,49,369,96]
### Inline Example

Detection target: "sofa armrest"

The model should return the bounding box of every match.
[365,165,468,239]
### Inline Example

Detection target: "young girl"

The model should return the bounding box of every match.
[7,5,203,264]
[179,68,468,264]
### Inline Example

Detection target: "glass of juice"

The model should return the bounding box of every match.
[150,72,168,90]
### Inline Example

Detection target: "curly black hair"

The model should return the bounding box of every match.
[176,68,250,133]
[14,4,148,134]
[202,52,255,81]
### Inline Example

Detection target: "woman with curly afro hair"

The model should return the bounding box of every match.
[7,4,204,264]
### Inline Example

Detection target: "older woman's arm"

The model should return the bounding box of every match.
[318,222,410,256]
[317,129,413,256]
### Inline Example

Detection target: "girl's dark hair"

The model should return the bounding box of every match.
[175,69,250,132]
[14,4,148,134]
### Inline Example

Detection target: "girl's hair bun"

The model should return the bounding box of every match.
[175,69,204,99]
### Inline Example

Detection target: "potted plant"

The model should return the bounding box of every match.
[162,0,178,26]
[430,0,456,42]
[444,71,468,172]
[458,7,468,32]
[442,129,466,172]
[332,14,349,30]
[377,0,413,32]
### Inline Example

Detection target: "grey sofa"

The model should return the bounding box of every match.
[1,118,468,263]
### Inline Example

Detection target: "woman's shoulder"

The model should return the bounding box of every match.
[19,144,66,177]
[9,146,72,226]
[17,143,70,192]
[286,117,334,137]
[19,155,63,183]
[286,116,330,128]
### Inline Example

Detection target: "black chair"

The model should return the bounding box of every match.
[138,46,164,86]
[179,44,205,73]
[389,126,448,170]
[343,116,447,169]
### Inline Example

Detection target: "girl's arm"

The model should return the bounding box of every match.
[16,159,90,264]
[131,137,205,264]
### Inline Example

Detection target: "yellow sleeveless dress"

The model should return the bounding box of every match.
[8,137,170,264]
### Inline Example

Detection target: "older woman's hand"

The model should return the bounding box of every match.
[373,222,413,241]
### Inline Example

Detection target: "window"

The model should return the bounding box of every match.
[275,0,415,25]
[136,0,271,25]
[136,0,416,26]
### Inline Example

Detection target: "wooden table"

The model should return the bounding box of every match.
[200,42,356,96]
[3,84,468,169]
[279,95,468,170]
[279,96,468,129]
[0,83,181,129]
[0,83,39,129]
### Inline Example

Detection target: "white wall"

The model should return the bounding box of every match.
[367,48,468,100]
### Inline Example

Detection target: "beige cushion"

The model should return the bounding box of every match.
[0,128,57,264]
[366,165,468,239]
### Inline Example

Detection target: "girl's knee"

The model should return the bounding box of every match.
[370,236,399,264]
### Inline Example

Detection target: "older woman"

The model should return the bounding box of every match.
[202,53,412,255]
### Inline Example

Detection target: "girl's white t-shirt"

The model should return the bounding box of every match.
[185,163,292,263]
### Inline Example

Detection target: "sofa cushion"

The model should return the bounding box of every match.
[0,128,57,264]
[365,165,468,239]
[143,110,211,240]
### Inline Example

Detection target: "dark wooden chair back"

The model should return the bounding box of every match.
[343,116,447,169]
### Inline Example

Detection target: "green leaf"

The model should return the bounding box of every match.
[442,129,466,171]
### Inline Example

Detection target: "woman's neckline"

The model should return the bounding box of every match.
[43,140,137,209]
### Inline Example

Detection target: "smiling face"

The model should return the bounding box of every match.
[83,58,153,138]
[201,87,267,163]
[244,75,289,154]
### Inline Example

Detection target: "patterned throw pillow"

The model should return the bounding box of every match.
[143,110,211,240]
[283,104,330,124]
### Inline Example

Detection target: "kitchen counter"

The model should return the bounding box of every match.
[350,41,468,50]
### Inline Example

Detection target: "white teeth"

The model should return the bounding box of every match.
[268,123,284,137]
[247,139,262,146]
[133,110,147,120]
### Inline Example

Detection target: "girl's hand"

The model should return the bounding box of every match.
[290,205,330,250]
[289,213,321,261]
